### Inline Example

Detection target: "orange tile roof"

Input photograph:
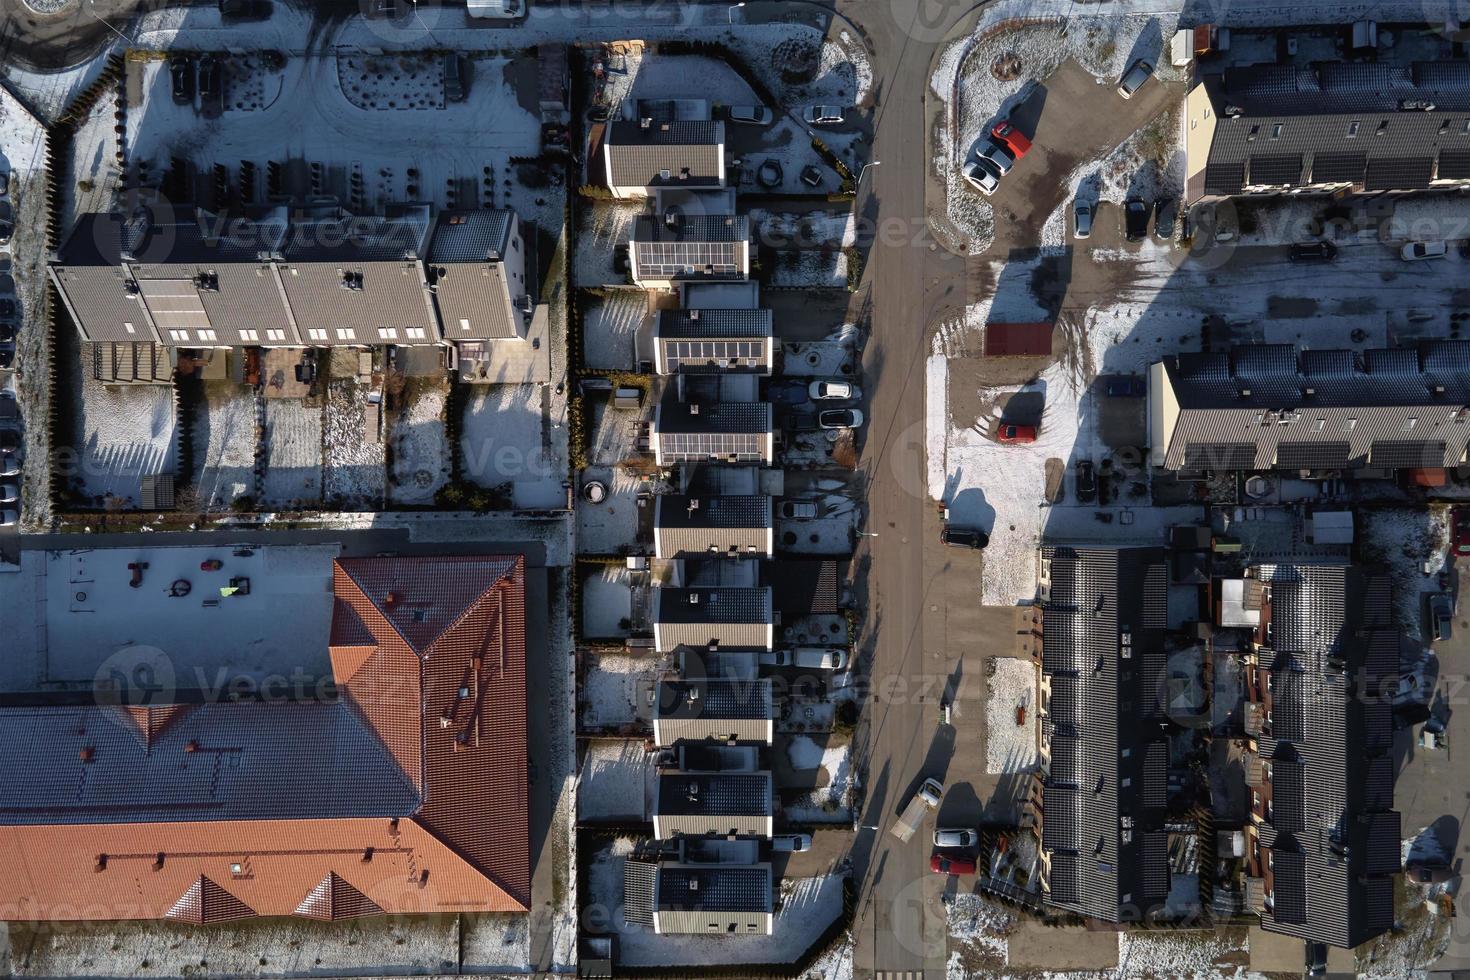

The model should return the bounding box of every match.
[0,555,529,921]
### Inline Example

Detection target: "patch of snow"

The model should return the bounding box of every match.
[1117,928,1251,980]
[191,385,257,510]
[771,249,848,288]
[261,400,323,508]
[322,379,384,508]
[461,383,563,509]
[388,384,450,506]
[581,653,665,730]
[946,892,1016,958]
[574,204,639,288]
[1359,508,1450,640]
[785,737,853,824]
[985,657,1038,774]
[582,289,647,371]
[578,739,652,823]
[67,374,177,509]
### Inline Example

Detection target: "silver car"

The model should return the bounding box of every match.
[933,828,978,849]
[977,141,1015,176]
[1117,59,1153,99]
[962,159,1000,196]
[728,105,773,125]
[1073,200,1093,239]
[803,105,844,125]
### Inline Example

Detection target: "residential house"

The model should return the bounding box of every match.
[629,213,750,289]
[1184,62,1470,204]
[652,401,774,466]
[1149,343,1470,474]
[623,861,773,935]
[603,119,726,200]
[1238,564,1399,948]
[427,209,530,343]
[1037,546,1172,923]
[653,678,774,746]
[654,494,774,559]
[652,772,773,839]
[0,555,531,921]
[651,586,774,653]
[653,308,774,375]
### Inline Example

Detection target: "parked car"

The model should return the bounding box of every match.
[809,380,859,401]
[170,55,194,105]
[442,53,468,103]
[1073,200,1093,239]
[0,325,13,345]
[0,508,16,527]
[941,526,988,549]
[0,171,8,196]
[976,140,1015,176]
[933,828,978,849]
[1104,375,1146,397]
[0,221,12,247]
[0,430,18,452]
[791,647,848,671]
[0,299,15,319]
[0,453,17,477]
[1289,241,1337,262]
[803,105,844,125]
[1117,58,1153,99]
[1430,593,1453,642]
[0,482,16,504]
[771,834,812,853]
[768,381,811,406]
[780,500,819,520]
[1402,240,1448,261]
[1075,460,1097,502]
[930,852,977,876]
[1454,506,1470,554]
[1124,197,1149,241]
[996,423,1037,444]
[0,344,13,369]
[758,650,792,668]
[962,159,1000,196]
[819,409,864,429]
[728,105,773,125]
[989,120,1031,159]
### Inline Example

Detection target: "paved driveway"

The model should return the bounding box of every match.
[972,59,1183,256]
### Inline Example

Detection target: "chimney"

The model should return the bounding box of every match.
[689,593,701,604]
[689,308,700,320]
[385,591,400,608]
[185,740,199,753]
[153,852,165,870]
[94,854,108,873]
[79,746,95,763]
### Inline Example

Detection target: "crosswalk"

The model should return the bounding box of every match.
[873,972,927,980]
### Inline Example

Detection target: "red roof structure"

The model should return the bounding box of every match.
[983,322,1054,357]
[0,555,529,921]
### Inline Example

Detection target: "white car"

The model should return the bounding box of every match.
[976,141,1014,176]
[962,159,999,196]
[809,380,860,401]
[792,647,848,670]
[772,834,812,853]
[803,105,844,125]
[0,508,15,527]
[933,828,978,849]
[0,481,16,504]
[1402,240,1448,261]
[728,105,773,125]
[818,409,864,429]
[780,500,819,520]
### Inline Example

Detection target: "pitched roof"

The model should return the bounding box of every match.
[655,772,772,817]
[633,214,748,243]
[656,864,771,913]
[656,679,773,721]
[656,308,772,339]
[654,495,772,559]
[654,587,772,625]
[1039,546,1171,923]
[0,555,530,921]
[427,210,515,263]
[605,120,724,189]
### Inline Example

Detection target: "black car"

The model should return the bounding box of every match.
[0,430,16,452]
[0,325,14,344]
[1075,460,1097,503]
[169,55,194,105]
[198,55,222,109]
[941,527,989,549]
[0,299,15,319]
[1288,240,1337,262]
[1124,197,1149,241]
[1104,375,1145,397]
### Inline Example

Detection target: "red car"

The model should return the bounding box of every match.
[931,852,976,876]
[997,424,1038,444]
[1454,506,1470,555]
[990,120,1032,159]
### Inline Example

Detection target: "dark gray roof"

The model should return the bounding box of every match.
[656,495,771,530]
[656,773,771,817]
[657,402,770,435]
[657,309,772,339]
[657,679,773,721]
[1159,343,1470,471]
[1251,564,1399,949]
[0,703,419,824]
[634,214,748,244]
[1198,64,1470,195]
[1039,546,1171,923]
[280,208,429,262]
[427,210,514,263]
[606,120,725,191]
[655,588,771,625]
[656,865,770,913]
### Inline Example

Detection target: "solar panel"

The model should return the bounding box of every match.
[1368,440,1446,467]
[1300,349,1357,378]
[1439,149,1470,181]
[1365,156,1434,191]
[1269,758,1305,832]
[1249,154,1304,185]
[1311,152,1366,184]
[658,866,769,912]
[1233,345,1298,378]
[1269,849,1308,925]
[1274,441,1351,469]
[1363,348,1420,376]
[1182,443,1257,473]
[1420,339,1470,375]
[1203,162,1244,195]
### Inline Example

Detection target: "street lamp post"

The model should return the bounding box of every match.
[857,160,882,186]
[728,2,745,25]
[87,0,131,45]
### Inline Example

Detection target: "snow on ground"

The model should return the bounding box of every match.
[261,400,323,508]
[322,379,384,508]
[1116,929,1253,980]
[799,934,854,980]
[388,384,450,506]
[460,913,533,973]
[753,210,857,250]
[772,249,848,289]
[574,204,639,288]
[191,384,257,510]
[582,289,646,370]
[461,383,563,509]
[577,467,648,555]
[1358,508,1450,640]
[581,653,665,730]
[778,490,860,555]
[783,324,860,377]
[68,375,177,509]
[582,565,634,639]
[785,736,853,823]
[726,23,873,107]
[985,657,1038,774]
[587,837,846,967]
[578,739,652,823]
[946,892,1016,959]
